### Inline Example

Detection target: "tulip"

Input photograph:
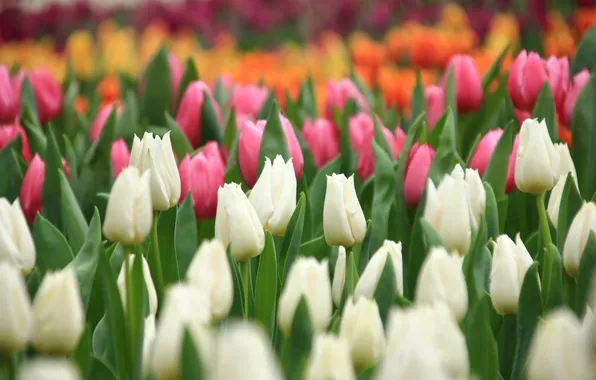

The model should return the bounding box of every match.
[404,144,435,207]
[548,174,579,229]
[563,202,596,277]
[130,131,181,211]
[179,142,225,219]
[150,284,213,380]
[514,119,559,195]
[325,78,369,120]
[415,247,468,321]
[175,81,222,148]
[490,234,534,314]
[168,53,183,106]
[441,54,483,113]
[238,116,304,188]
[340,297,385,370]
[506,134,520,193]
[186,239,233,321]
[32,267,84,355]
[230,84,269,118]
[0,123,32,162]
[332,246,346,307]
[248,155,296,236]
[515,108,532,127]
[302,118,340,168]
[395,126,406,152]
[0,198,36,273]
[211,322,284,380]
[17,359,81,380]
[0,66,18,124]
[323,174,366,247]
[28,69,64,124]
[90,103,123,143]
[116,254,158,315]
[278,257,332,335]
[554,143,576,180]
[459,166,486,228]
[142,314,156,379]
[0,262,32,353]
[305,334,356,380]
[562,69,590,126]
[354,240,403,299]
[527,309,593,380]
[103,167,153,245]
[469,129,504,176]
[215,183,265,262]
[425,85,445,130]
[376,336,449,380]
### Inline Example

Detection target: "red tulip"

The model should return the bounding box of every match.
[110,139,130,179]
[506,134,519,194]
[562,69,590,126]
[238,115,304,187]
[28,69,64,124]
[168,53,183,106]
[325,78,369,120]
[404,144,435,207]
[0,65,19,123]
[441,54,483,113]
[395,126,406,153]
[178,142,225,219]
[0,122,31,162]
[90,103,123,143]
[230,85,269,119]
[175,81,222,148]
[302,117,340,168]
[469,129,503,176]
[514,108,532,127]
[425,85,445,130]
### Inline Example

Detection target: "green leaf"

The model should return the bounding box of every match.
[181,330,204,379]
[340,250,359,309]
[87,355,116,380]
[117,90,140,138]
[336,100,358,175]
[372,117,393,159]
[556,174,583,253]
[227,249,245,318]
[33,214,74,273]
[571,26,596,76]
[285,297,313,380]
[409,70,426,129]
[298,78,317,119]
[127,253,147,378]
[200,92,223,145]
[444,67,458,129]
[483,122,515,199]
[60,170,88,253]
[299,236,332,262]
[176,58,199,109]
[482,45,510,92]
[20,76,38,121]
[214,77,230,112]
[373,255,397,326]
[42,128,64,229]
[543,244,564,312]
[158,205,180,285]
[465,294,500,380]
[140,47,171,126]
[85,107,117,168]
[164,114,194,158]
[575,233,596,317]
[223,108,237,151]
[370,141,398,253]
[224,131,244,185]
[484,183,500,240]
[0,136,24,200]
[295,127,317,186]
[532,82,558,142]
[257,91,275,120]
[176,194,198,279]
[281,194,306,282]
[350,66,375,109]
[405,200,426,299]
[426,111,447,149]
[571,75,596,199]
[255,232,278,336]
[258,102,290,175]
[428,107,456,183]
[309,156,342,237]
[22,107,46,157]
[55,81,79,137]
[463,218,488,307]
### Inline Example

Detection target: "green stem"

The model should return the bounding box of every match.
[241,260,252,320]
[1,354,16,380]
[536,193,553,299]
[149,214,165,308]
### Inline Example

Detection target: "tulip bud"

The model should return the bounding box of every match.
[130,132,181,210]
[103,167,153,245]
[563,202,596,277]
[332,246,346,307]
[469,129,504,176]
[545,56,571,109]
[90,103,123,143]
[278,257,332,335]
[29,69,64,124]
[0,262,32,353]
[325,78,369,120]
[117,254,158,315]
[395,126,406,152]
[376,336,448,380]
[0,123,32,162]
[527,309,593,380]
[340,297,385,370]
[175,81,222,148]
[0,66,19,123]
[0,198,36,273]
[506,134,520,193]
[305,334,356,380]
[32,267,84,355]
[302,118,340,168]
[548,174,578,229]
[230,84,269,118]
[248,155,297,236]
[490,234,534,314]
[354,240,403,299]
[460,166,486,228]
[168,53,183,106]
[562,69,590,126]
[110,139,130,179]
[211,322,284,380]
[142,314,156,379]
[425,85,445,130]
[441,54,483,113]
[17,359,81,380]
[323,174,366,247]
[404,144,435,207]
[415,247,468,321]
[554,143,576,180]
[215,183,265,262]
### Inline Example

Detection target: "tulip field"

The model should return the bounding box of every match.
[4,2,596,380]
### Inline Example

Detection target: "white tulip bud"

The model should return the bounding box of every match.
[340,297,385,370]
[248,156,297,236]
[489,234,534,314]
[463,167,486,228]
[32,267,84,355]
[332,247,346,307]
[116,254,158,315]
[415,247,468,321]
[354,240,403,300]
[527,309,593,380]
[215,183,265,262]
[305,334,356,380]
[17,359,81,380]
[0,262,32,353]
[130,132,181,211]
[187,239,233,321]
[554,143,577,181]
[514,119,560,195]
[563,202,596,277]
[211,322,283,380]
[323,174,366,247]
[547,175,573,229]
[103,167,153,245]
[278,257,332,335]
[142,314,156,380]
[0,198,36,273]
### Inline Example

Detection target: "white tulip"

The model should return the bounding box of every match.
[332,247,346,307]
[32,267,84,355]
[415,247,468,321]
[215,183,265,262]
[142,314,156,380]
[354,240,403,300]
[464,168,486,228]
[554,143,577,181]
[130,132,181,211]
[278,257,332,335]
[323,174,366,247]
[0,198,36,273]
[489,234,534,314]
[103,167,153,245]
[514,119,559,195]
[340,297,385,370]
[187,239,233,321]
[211,322,283,380]
[305,334,356,380]
[17,359,81,380]
[117,254,158,315]
[548,175,574,229]
[0,262,32,353]
[563,202,596,277]
[248,156,297,236]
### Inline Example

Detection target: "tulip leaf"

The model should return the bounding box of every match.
[350,66,375,109]
[372,117,393,159]
[176,58,199,109]
[42,127,65,229]
[257,91,276,120]
[427,111,448,149]
[285,297,313,379]
[463,217,488,307]
[181,330,204,379]
[373,256,397,326]
[428,107,456,183]
[127,254,147,378]
[542,244,564,312]
[174,195,198,279]
[19,76,38,122]
[309,156,341,237]
[340,250,359,310]
[405,196,427,299]
[85,107,117,168]
[161,114,194,159]
[0,135,24,201]
[483,121,515,199]
[33,214,74,273]
[60,170,88,253]
[88,355,116,380]
[54,81,79,137]
[140,47,171,126]
[370,141,398,253]
[465,293,500,380]
[482,45,510,92]
[286,89,303,131]
[357,220,374,275]
[22,106,46,157]
[117,90,140,139]
[532,82,558,142]
[255,232,278,337]
[224,130,244,185]
[409,70,426,129]
[158,205,180,285]
[298,77,317,119]
[335,100,358,175]
[258,102,290,176]
[200,91,223,145]
[575,233,596,317]
[300,235,332,262]
[571,26,596,76]
[357,366,376,380]
[223,108,237,151]
[420,218,443,249]
[73,325,91,376]
[556,174,582,252]
[571,75,596,199]
[444,67,458,127]
[215,76,231,112]
[497,314,517,379]
[484,183,500,240]
[281,194,306,282]
[227,249,245,318]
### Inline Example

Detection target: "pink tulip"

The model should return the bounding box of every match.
[169,53,184,106]
[179,142,225,219]
[325,78,369,120]
[425,86,445,130]
[90,103,123,143]
[0,66,18,124]
[28,69,64,124]
[302,117,340,168]
[395,126,406,153]
[110,139,130,179]
[562,69,590,126]
[514,108,532,127]
[469,129,504,176]
[506,134,519,194]
[404,144,435,207]
[230,85,269,119]
[441,54,483,113]
[0,122,31,163]
[175,81,223,148]
[238,115,304,187]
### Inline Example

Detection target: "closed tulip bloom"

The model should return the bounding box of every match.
[90,103,122,143]
[302,118,340,168]
[278,257,332,335]
[116,254,158,315]
[130,132,181,210]
[354,240,403,299]
[548,175,578,229]
[415,247,468,321]
[0,198,36,273]
[17,359,81,380]
[332,246,346,307]
[142,314,156,379]
[29,69,64,124]
[168,53,183,106]
[469,129,504,176]
[215,183,265,262]
[110,139,130,179]
[230,84,269,118]
[441,54,483,113]
[325,78,369,120]
[515,119,559,195]
[425,85,445,130]
[340,297,385,370]
[506,134,520,193]
[175,81,222,148]
[305,334,355,380]
[554,143,576,180]
[490,234,534,314]
[563,202,596,277]
[455,166,486,228]
[0,66,18,123]
[376,336,450,380]
[562,69,590,126]
[0,262,32,353]
[32,268,84,355]
[395,126,406,152]
[0,123,32,162]
[404,144,435,207]
[187,239,233,321]
[323,174,366,247]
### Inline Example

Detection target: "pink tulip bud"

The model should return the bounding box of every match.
[469,129,504,176]
[28,69,64,124]
[230,85,269,119]
[178,142,225,219]
[395,126,406,153]
[404,144,435,207]
[0,122,32,163]
[0,66,19,124]
[562,69,590,126]
[110,139,130,179]
[325,78,369,120]
[515,108,532,127]
[441,54,483,113]
[302,117,340,168]
[545,56,570,109]
[175,81,223,148]
[425,86,445,130]
[168,53,183,106]
[90,103,123,143]
[506,134,519,194]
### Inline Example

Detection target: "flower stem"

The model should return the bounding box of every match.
[149,213,165,308]
[241,260,252,320]
[1,354,15,380]
[536,193,553,298]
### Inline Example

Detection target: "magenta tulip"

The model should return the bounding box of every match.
[175,81,222,148]
[469,129,504,176]
[90,103,123,143]
[325,78,369,120]
[110,139,130,179]
[441,54,483,113]
[28,69,64,124]
[0,65,18,124]
[230,84,269,119]
[562,69,590,126]
[425,85,445,130]
[302,117,340,168]
[404,144,435,207]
